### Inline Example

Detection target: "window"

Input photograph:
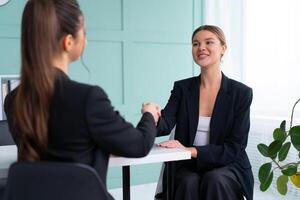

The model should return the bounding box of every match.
[245,0,300,118]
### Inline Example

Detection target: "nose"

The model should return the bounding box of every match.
[199,43,206,51]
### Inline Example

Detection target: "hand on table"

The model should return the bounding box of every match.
[159,140,185,149]
[159,140,198,158]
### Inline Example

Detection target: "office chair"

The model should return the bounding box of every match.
[0,120,14,146]
[4,161,111,200]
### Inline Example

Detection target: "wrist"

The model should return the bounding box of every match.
[186,147,197,158]
[145,111,158,124]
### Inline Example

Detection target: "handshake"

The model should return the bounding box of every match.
[141,102,161,124]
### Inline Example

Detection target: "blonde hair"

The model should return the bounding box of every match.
[192,25,226,46]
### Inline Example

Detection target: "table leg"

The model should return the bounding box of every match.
[122,166,130,200]
[166,162,173,200]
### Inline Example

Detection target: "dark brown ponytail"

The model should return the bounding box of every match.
[14,0,82,161]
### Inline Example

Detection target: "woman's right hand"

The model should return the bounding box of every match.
[141,102,161,123]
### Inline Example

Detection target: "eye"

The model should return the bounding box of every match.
[192,42,199,47]
[206,40,214,45]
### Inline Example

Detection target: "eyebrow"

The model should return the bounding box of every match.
[192,38,216,42]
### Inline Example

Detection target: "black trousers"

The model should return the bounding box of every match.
[174,165,244,200]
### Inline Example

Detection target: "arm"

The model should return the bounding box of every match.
[156,82,182,136]
[195,88,253,170]
[85,86,157,158]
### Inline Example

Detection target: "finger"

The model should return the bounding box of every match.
[159,141,172,147]
[157,111,161,117]
[159,141,168,146]
[166,143,178,148]
[162,141,177,148]
[142,102,149,107]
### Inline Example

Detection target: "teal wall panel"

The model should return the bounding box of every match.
[131,0,194,32]
[126,42,193,106]
[69,41,124,105]
[0,1,24,37]
[0,38,19,74]
[79,0,123,31]
[0,0,203,189]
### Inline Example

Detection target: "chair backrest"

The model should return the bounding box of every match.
[4,161,111,200]
[0,120,14,146]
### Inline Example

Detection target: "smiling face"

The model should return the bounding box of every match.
[192,30,226,69]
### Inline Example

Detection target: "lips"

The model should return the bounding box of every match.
[198,54,209,59]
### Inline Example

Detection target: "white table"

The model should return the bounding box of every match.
[0,145,191,200]
[109,144,191,167]
[109,145,191,200]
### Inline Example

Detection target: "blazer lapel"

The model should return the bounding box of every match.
[187,76,200,145]
[209,73,231,144]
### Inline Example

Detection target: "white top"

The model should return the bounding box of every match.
[193,116,211,146]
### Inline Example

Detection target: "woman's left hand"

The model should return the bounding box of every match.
[159,140,185,148]
[159,140,198,158]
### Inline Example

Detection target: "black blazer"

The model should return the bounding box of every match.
[157,73,254,200]
[4,70,157,191]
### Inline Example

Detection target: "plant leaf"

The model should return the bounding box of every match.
[277,175,288,195]
[260,171,273,192]
[278,142,291,161]
[290,172,300,188]
[290,126,300,152]
[281,164,297,176]
[273,128,285,142]
[259,162,272,183]
[280,120,286,133]
[257,144,270,157]
[268,140,282,157]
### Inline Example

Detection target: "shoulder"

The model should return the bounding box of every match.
[57,76,107,99]
[53,76,110,112]
[228,78,252,98]
[173,76,199,90]
[226,78,253,108]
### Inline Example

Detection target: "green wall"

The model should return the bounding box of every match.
[0,0,203,188]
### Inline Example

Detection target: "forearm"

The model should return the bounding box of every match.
[156,116,175,137]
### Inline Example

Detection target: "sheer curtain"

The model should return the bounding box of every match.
[203,1,300,197]
[202,0,245,81]
[245,0,300,119]
[244,1,300,197]
[203,0,300,118]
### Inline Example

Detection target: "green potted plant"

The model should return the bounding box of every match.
[257,98,300,195]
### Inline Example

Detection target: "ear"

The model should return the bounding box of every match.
[62,34,74,52]
[221,44,227,57]
[222,44,227,54]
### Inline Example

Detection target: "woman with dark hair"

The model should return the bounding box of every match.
[4,0,159,198]
[146,25,254,200]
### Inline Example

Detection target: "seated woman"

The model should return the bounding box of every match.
[147,25,254,200]
[4,0,159,199]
